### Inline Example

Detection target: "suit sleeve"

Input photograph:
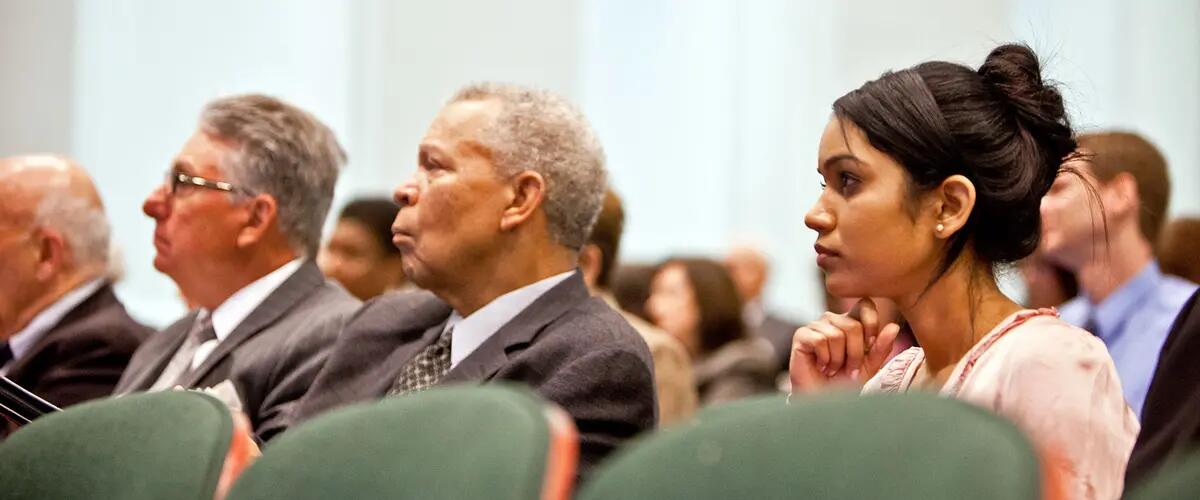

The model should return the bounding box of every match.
[535,346,657,479]
[252,314,348,442]
[30,333,138,408]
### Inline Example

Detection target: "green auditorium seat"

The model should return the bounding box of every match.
[225,384,578,500]
[580,391,1059,500]
[0,391,245,500]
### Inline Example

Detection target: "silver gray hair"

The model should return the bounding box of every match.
[450,83,607,250]
[33,192,110,269]
[199,94,347,257]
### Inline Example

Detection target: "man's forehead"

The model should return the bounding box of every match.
[175,130,234,174]
[427,99,503,140]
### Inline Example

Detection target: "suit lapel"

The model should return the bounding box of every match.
[442,272,589,384]
[177,260,324,388]
[121,312,195,393]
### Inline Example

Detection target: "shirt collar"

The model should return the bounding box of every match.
[448,270,574,368]
[1091,261,1164,340]
[203,258,304,341]
[6,278,106,362]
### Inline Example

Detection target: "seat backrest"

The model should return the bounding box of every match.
[1125,447,1200,500]
[226,383,578,500]
[0,391,235,500]
[579,391,1048,500]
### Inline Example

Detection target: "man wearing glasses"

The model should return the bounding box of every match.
[114,94,360,442]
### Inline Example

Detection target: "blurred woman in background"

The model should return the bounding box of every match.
[647,257,776,406]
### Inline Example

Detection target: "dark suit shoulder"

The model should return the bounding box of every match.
[546,296,651,355]
[339,290,452,340]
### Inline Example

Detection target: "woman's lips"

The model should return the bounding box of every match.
[814,243,839,269]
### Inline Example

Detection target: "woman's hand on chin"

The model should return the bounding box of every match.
[788,297,901,394]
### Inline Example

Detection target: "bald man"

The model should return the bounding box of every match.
[725,245,799,372]
[0,156,150,418]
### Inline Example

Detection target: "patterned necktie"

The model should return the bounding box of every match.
[387,326,454,396]
[148,315,217,391]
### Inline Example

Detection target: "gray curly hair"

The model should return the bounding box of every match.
[449,83,607,250]
[199,94,347,257]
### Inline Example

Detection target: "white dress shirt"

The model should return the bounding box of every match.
[1,278,106,374]
[189,258,303,369]
[446,271,574,368]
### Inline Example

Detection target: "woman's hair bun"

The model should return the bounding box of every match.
[978,44,1076,168]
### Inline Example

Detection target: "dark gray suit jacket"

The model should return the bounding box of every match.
[289,272,657,478]
[113,261,360,441]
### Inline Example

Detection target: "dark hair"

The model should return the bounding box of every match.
[1077,131,1171,244]
[659,257,746,356]
[338,197,400,255]
[1158,217,1200,284]
[612,263,657,322]
[833,44,1078,279]
[587,189,625,290]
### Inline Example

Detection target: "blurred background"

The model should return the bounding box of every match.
[1,0,1197,327]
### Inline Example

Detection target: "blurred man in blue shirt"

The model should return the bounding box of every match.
[1041,131,1197,418]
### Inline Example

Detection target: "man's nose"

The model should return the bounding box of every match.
[143,184,170,220]
[393,180,420,207]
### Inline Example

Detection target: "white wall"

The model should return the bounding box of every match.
[0,0,75,155]
[71,0,355,326]
[1,0,1196,326]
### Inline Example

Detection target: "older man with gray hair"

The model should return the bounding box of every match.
[287,83,657,478]
[114,94,360,442]
[0,156,150,419]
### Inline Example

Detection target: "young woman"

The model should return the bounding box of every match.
[789,44,1138,499]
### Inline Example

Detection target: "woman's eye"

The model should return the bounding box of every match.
[840,172,860,191]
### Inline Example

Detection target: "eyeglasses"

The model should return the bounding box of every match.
[164,171,253,197]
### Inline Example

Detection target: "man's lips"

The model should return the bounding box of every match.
[391,231,414,250]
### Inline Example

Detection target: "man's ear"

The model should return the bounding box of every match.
[1101,172,1139,220]
[236,194,279,248]
[33,227,68,281]
[499,171,546,232]
[932,174,976,239]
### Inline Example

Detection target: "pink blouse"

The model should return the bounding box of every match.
[863,309,1139,500]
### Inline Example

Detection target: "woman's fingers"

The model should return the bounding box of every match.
[810,319,846,375]
[789,327,829,392]
[824,313,865,373]
[849,297,880,346]
[866,322,902,371]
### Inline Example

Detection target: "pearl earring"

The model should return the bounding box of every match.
[936,223,945,233]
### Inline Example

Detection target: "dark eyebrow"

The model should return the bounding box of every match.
[819,153,863,173]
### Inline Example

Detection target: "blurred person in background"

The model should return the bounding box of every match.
[612,263,658,323]
[724,245,800,372]
[788,44,1136,499]
[1019,249,1079,309]
[1156,217,1200,285]
[647,257,776,406]
[579,189,697,425]
[1041,131,1197,417]
[319,197,410,301]
[0,155,149,414]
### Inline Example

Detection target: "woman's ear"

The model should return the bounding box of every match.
[499,171,546,232]
[932,174,976,239]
